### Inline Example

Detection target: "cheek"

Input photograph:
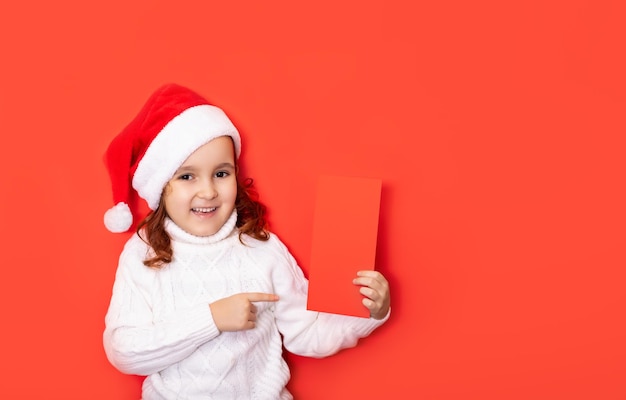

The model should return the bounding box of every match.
[162,184,186,213]
[225,181,238,204]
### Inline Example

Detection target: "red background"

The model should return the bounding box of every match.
[0,1,624,399]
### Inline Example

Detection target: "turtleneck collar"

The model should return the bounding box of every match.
[164,209,238,245]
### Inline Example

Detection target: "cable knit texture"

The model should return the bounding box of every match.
[103,210,389,399]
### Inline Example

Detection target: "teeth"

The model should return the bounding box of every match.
[192,207,216,213]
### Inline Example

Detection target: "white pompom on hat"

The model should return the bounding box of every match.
[103,83,241,233]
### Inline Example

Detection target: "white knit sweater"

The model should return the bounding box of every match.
[103,211,388,399]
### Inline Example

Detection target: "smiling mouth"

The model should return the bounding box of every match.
[192,207,216,213]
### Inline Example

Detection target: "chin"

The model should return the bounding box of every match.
[195,228,219,237]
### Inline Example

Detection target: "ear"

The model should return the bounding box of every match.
[159,182,173,200]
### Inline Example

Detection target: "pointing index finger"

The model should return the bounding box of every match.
[246,292,279,302]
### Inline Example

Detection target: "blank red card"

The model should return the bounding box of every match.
[306,175,382,318]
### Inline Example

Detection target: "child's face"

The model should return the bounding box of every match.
[163,136,237,237]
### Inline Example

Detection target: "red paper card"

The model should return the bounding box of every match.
[306,175,382,318]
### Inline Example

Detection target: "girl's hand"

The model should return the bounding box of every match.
[353,270,390,320]
[209,292,279,332]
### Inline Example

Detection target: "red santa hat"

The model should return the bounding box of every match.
[103,83,241,233]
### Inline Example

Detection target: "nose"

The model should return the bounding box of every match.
[198,179,218,199]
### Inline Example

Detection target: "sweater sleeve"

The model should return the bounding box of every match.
[269,236,390,358]
[103,239,220,376]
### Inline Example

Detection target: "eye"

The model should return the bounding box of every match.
[215,171,230,178]
[178,173,193,181]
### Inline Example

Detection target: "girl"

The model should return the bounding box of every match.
[102,83,391,400]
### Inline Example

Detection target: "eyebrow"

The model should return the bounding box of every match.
[214,162,236,170]
[175,162,235,174]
